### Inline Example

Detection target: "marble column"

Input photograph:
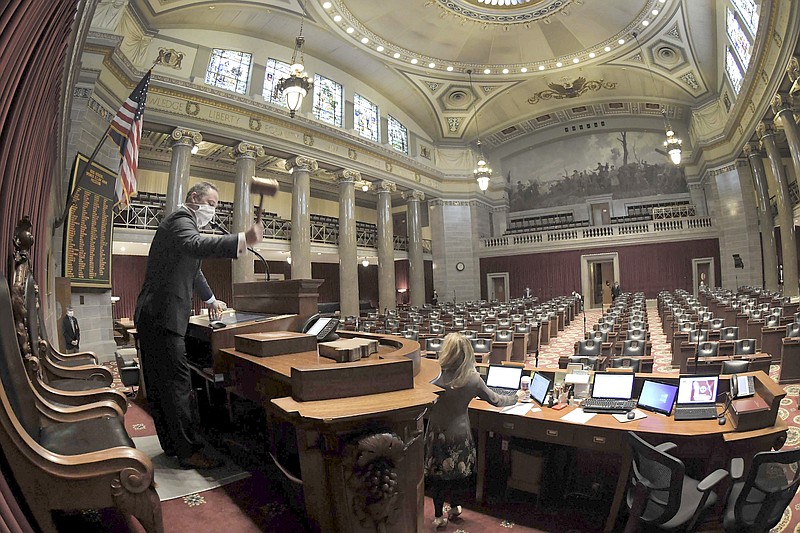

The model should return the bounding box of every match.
[403,190,425,307]
[336,169,360,317]
[165,128,201,215]
[376,180,397,312]
[759,120,798,297]
[744,143,779,292]
[286,156,317,279]
[231,142,264,284]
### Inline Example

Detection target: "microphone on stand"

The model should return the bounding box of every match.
[210,221,270,282]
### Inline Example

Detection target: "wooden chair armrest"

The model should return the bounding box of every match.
[36,379,128,414]
[42,357,113,386]
[49,345,98,364]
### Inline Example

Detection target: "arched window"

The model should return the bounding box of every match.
[387,115,408,154]
[313,74,343,127]
[263,58,292,107]
[354,94,379,142]
[205,49,252,94]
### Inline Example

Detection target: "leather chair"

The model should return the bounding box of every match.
[698,341,719,358]
[721,359,750,374]
[114,348,140,396]
[679,321,697,333]
[733,339,757,356]
[460,329,477,339]
[611,357,641,372]
[482,323,497,335]
[568,355,599,370]
[625,431,727,532]
[628,320,646,331]
[786,323,800,338]
[794,311,800,324]
[495,330,514,343]
[514,323,531,334]
[720,327,740,341]
[627,329,646,342]
[497,318,512,328]
[401,330,418,342]
[765,316,780,328]
[589,330,608,343]
[424,338,444,358]
[385,318,400,330]
[470,338,493,362]
[621,339,646,357]
[708,318,725,331]
[722,449,800,532]
[576,339,602,356]
[688,329,709,342]
[428,323,445,336]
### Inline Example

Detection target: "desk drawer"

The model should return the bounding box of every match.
[482,414,539,440]
[575,428,623,452]
[533,424,575,445]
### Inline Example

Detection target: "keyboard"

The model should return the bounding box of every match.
[673,406,718,420]
[581,398,637,414]
[489,387,518,398]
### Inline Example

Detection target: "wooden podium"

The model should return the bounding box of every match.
[233,279,324,317]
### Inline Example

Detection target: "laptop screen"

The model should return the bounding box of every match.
[530,372,551,405]
[591,372,634,400]
[677,375,719,405]
[486,365,523,390]
[637,380,679,415]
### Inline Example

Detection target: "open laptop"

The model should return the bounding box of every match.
[581,372,636,413]
[529,372,551,406]
[674,375,719,420]
[637,380,679,416]
[485,365,523,398]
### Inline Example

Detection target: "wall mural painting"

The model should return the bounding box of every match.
[508,131,688,212]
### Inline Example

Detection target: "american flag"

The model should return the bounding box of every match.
[108,70,150,208]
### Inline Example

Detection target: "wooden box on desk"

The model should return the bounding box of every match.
[234,331,317,357]
[730,395,772,432]
[318,338,379,362]
[291,357,414,401]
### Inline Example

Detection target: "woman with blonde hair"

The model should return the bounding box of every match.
[424,333,520,528]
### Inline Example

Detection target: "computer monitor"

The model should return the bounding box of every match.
[676,375,719,406]
[530,372,551,406]
[485,365,523,391]
[637,380,679,415]
[590,372,635,400]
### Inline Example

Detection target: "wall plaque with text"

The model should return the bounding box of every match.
[62,153,116,288]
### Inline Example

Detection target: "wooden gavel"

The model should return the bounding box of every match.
[251,177,279,224]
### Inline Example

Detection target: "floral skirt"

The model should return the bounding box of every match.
[423,427,475,481]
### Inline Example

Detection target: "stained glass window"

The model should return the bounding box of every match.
[726,8,752,67]
[387,115,408,154]
[312,74,343,127]
[205,49,252,94]
[725,48,744,95]
[263,58,292,107]
[731,0,759,34]
[354,94,379,142]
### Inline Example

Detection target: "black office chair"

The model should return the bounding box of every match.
[697,341,719,358]
[621,339,646,357]
[611,357,641,372]
[627,328,646,342]
[589,330,608,343]
[568,355,599,370]
[765,316,780,328]
[733,339,757,356]
[514,323,530,334]
[625,431,727,532]
[628,320,646,331]
[424,338,444,358]
[786,323,800,338]
[495,330,513,343]
[709,318,725,331]
[114,348,140,397]
[461,329,477,340]
[401,330,418,342]
[721,359,750,374]
[428,323,444,336]
[481,323,497,334]
[723,449,800,532]
[720,327,740,341]
[497,318,512,328]
[576,339,602,356]
[794,311,800,324]
[679,321,697,333]
[470,338,492,362]
[688,329,709,343]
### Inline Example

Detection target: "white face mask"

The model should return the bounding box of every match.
[67,311,74,317]
[190,203,216,228]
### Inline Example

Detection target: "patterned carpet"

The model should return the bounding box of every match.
[100,304,800,532]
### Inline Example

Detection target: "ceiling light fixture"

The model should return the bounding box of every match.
[361,37,369,44]
[346,27,354,34]
[483,68,491,74]
[556,61,563,67]
[191,144,199,155]
[377,45,384,52]
[361,258,369,267]
[538,65,545,71]
[322,1,331,8]
[468,69,492,192]
[502,68,509,74]
[275,1,312,118]
[521,67,528,73]
[447,66,454,71]
[333,14,342,22]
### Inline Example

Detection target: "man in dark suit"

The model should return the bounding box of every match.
[61,306,80,353]
[135,181,263,469]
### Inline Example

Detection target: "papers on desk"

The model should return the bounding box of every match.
[500,403,540,416]
[560,408,596,424]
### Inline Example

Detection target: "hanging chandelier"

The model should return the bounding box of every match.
[275,5,312,118]
[468,70,492,191]
[663,110,683,165]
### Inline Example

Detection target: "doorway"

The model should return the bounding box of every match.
[581,253,620,309]
[487,273,509,302]
[692,257,715,296]
[590,202,611,226]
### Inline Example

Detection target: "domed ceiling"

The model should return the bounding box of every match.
[137,0,718,146]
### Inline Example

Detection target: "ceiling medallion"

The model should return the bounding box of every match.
[527,77,617,104]
[436,0,573,25]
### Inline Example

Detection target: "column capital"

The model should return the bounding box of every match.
[757,121,776,140]
[170,127,202,147]
[771,94,793,116]
[742,143,763,158]
[789,57,800,102]
[402,190,425,202]
[334,169,361,183]
[375,180,396,193]
[285,156,318,173]
[231,141,264,160]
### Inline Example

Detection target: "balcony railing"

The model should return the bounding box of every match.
[482,216,715,251]
[113,202,430,252]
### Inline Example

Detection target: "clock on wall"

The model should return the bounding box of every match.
[455,262,465,272]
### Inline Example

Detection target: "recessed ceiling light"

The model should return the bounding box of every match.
[446,66,453,71]
[538,65,545,71]
[410,58,418,64]
[361,37,369,44]
[604,46,611,52]
[520,67,528,73]
[346,27,354,34]
[393,52,401,58]
[555,61,563,67]
[502,68,509,74]
[322,1,332,8]
[333,14,342,22]
[120,246,126,252]
[208,5,215,8]
[642,20,649,26]
[652,9,659,15]
[483,68,491,74]
[376,45,384,52]
[429,62,436,68]
[589,52,596,58]
[618,38,625,44]
[573,57,580,63]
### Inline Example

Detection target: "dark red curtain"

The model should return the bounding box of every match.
[111,255,147,319]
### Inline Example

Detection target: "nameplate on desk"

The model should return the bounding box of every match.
[234,331,317,358]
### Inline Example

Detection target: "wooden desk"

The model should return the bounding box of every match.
[470,371,786,532]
